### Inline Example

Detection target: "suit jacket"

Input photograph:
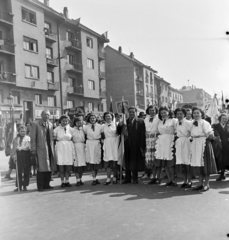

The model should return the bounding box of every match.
[30,119,56,172]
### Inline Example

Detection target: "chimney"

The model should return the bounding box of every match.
[44,0,49,6]
[118,46,122,53]
[130,52,134,59]
[63,7,69,18]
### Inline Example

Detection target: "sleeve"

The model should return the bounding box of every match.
[30,122,37,153]
[203,120,213,137]
[11,138,18,159]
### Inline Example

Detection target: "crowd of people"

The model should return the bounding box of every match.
[4,105,229,193]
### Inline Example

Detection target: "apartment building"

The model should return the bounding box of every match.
[0,0,108,123]
[168,86,183,110]
[154,75,170,108]
[105,45,157,113]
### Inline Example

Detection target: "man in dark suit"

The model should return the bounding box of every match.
[213,114,229,181]
[122,106,146,184]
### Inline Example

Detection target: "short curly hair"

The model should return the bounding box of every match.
[192,107,205,119]
[58,114,69,124]
[158,107,173,120]
[146,105,158,115]
[174,108,187,117]
[103,112,114,121]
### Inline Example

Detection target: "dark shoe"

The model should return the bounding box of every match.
[216,175,226,181]
[38,188,44,192]
[123,180,131,184]
[30,173,32,178]
[96,179,100,185]
[200,186,210,192]
[80,181,84,185]
[192,185,204,191]
[165,181,172,186]
[155,178,161,185]
[92,180,97,186]
[14,188,22,192]
[5,175,13,180]
[104,181,111,185]
[181,183,187,188]
[45,186,54,189]
[186,182,192,188]
[76,182,81,187]
[133,181,138,184]
[171,182,178,187]
[23,186,27,191]
[148,178,157,185]
[65,182,72,187]
[61,183,65,188]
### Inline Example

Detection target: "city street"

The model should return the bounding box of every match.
[1,168,229,240]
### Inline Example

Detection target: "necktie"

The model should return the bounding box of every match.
[149,117,154,123]
[108,124,111,127]
[179,122,182,125]
[91,124,95,131]
[193,121,198,127]
[64,127,66,133]
[163,119,166,125]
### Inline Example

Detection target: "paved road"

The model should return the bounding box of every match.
[1,172,229,240]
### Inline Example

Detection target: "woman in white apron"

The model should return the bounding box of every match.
[190,107,218,192]
[155,107,177,186]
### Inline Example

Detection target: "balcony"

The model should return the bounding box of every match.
[67,86,84,96]
[65,38,82,51]
[145,77,149,83]
[47,82,59,91]
[98,51,106,60]
[99,90,107,99]
[136,89,144,96]
[66,62,83,73]
[0,72,16,84]
[136,75,143,81]
[150,78,153,84]
[46,55,57,67]
[0,42,15,55]
[44,29,57,43]
[0,10,13,26]
[146,92,150,97]
[99,71,106,79]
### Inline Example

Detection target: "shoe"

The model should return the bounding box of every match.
[165,181,172,186]
[76,182,81,187]
[186,182,192,188]
[80,181,84,185]
[38,188,44,192]
[171,182,178,187]
[30,173,32,178]
[148,178,157,185]
[92,180,97,186]
[104,181,111,185]
[65,182,72,187]
[96,179,100,185]
[181,183,187,188]
[192,185,204,191]
[200,186,210,192]
[155,179,161,185]
[216,175,226,181]
[5,175,13,180]
[61,183,65,188]
[133,181,138,184]
[123,180,131,184]
[45,186,54,189]
[14,188,22,192]
[23,186,27,191]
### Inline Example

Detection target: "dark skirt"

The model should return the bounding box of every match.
[87,162,103,171]
[74,166,87,173]
[176,164,192,174]
[104,160,117,169]
[17,150,31,169]
[9,156,16,169]
[155,158,175,167]
[58,165,73,172]
[192,139,217,176]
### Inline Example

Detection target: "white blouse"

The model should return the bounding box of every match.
[53,125,74,141]
[144,115,159,133]
[157,118,177,135]
[17,135,31,151]
[176,119,192,137]
[84,123,103,140]
[72,127,85,143]
[190,119,213,137]
[103,122,118,138]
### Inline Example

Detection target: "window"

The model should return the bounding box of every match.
[151,86,153,93]
[67,54,75,65]
[0,61,4,73]
[66,30,74,41]
[0,89,3,103]
[136,83,140,91]
[48,96,56,107]
[44,22,51,30]
[25,64,39,79]
[88,102,94,111]
[98,103,103,112]
[22,8,36,25]
[12,91,20,104]
[86,37,93,48]
[0,31,2,40]
[88,80,95,90]
[165,97,167,103]
[35,94,42,105]
[146,85,149,93]
[67,100,74,108]
[161,96,164,103]
[87,58,94,69]
[47,71,54,82]
[23,37,38,52]
[46,47,53,59]
[68,77,75,87]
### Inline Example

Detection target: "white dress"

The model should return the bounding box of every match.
[155,118,177,160]
[175,119,192,165]
[190,119,213,167]
[84,123,103,164]
[72,127,86,167]
[103,122,119,162]
[53,125,74,165]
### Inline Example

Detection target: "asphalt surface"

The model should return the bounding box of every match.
[1,171,229,240]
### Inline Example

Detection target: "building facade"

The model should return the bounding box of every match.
[0,0,108,123]
[168,86,183,110]
[154,75,170,108]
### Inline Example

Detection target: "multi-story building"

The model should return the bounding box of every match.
[105,45,157,113]
[179,85,212,109]
[168,86,183,110]
[0,0,108,123]
[154,75,170,108]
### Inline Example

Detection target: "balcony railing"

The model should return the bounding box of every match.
[47,82,59,91]
[66,38,82,50]
[136,89,144,96]
[44,29,57,42]
[67,86,84,95]
[99,71,106,78]
[99,90,107,98]
[0,72,16,84]
[0,10,13,24]
[66,62,83,73]
[98,51,106,59]
[136,75,143,81]
[146,92,150,97]
[0,43,15,54]
[46,55,57,67]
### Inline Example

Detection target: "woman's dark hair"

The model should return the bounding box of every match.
[58,114,69,124]
[86,113,98,123]
[191,107,205,119]
[174,108,187,117]
[158,106,173,120]
[146,105,158,115]
[128,106,137,112]
[73,117,83,126]
[103,112,114,122]
[218,113,228,122]
[17,125,27,133]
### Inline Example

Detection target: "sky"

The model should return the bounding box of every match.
[48,0,229,97]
